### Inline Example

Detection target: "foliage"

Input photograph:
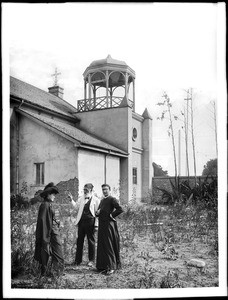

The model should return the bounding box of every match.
[155,177,192,205]
[11,196,218,288]
[10,194,30,210]
[10,181,30,210]
[153,162,168,177]
[202,158,217,176]
[155,176,217,209]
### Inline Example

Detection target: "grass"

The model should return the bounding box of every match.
[11,201,218,289]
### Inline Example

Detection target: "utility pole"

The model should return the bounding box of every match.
[212,100,218,157]
[189,88,197,186]
[184,90,191,178]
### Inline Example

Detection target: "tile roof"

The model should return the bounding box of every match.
[10,76,78,118]
[18,109,128,157]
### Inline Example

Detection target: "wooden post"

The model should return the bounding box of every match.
[106,70,109,107]
[125,73,129,99]
[84,79,87,100]
[88,74,91,100]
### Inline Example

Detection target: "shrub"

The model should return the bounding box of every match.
[155,176,217,209]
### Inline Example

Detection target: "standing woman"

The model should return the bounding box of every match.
[34,182,64,277]
[96,184,123,275]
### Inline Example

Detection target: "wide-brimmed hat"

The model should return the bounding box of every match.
[40,182,59,198]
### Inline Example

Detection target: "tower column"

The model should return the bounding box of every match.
[106,70,109,107]
[93,86,96,108]
[88,74,92,100]
[133,78,135,112]
[125,73,129,99]
[84,79,87,100]
[142,108,153,200]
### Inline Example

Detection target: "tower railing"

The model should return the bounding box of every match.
[77,96,134,112]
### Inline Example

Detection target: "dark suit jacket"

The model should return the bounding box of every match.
[98,196,123,222]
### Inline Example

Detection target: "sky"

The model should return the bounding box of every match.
[3,2,226,176]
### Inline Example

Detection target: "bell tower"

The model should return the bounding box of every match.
[77,55,136,112]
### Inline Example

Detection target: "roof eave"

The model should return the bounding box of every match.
[11,95,80,123]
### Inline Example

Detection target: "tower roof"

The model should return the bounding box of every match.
[83,55,135,79]
[89,54,127,68]
[142,108,152,120]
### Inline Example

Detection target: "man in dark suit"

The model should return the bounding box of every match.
[95,184,123,275]
[68,183,100,267]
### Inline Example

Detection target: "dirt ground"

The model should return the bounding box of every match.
[11,229,218,289]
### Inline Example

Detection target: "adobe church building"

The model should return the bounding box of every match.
[10,55,152,203]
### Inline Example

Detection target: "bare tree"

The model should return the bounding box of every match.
[157,92,178,179]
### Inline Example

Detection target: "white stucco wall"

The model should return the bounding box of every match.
[76,107,130,152]
[78,149,120,199]
[77,106,132,203]
[78,149,105,198]
[106,155,120,198]
[19,115,78,198]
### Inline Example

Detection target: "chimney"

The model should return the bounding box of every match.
[48,86,64,99]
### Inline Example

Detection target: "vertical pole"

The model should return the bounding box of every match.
[213,101,218,157]
[178,129,181,176]
[104,155,107,184]
[16,113,19,194]
[106,70,109,107]
[133,78,135,112]
[184,90,190,178]
[125,73,128,99]
[190,88,197,185]
[110,87,113,107]
[88,74,91,100]
[93,86,96,109]
[84,79,87,100]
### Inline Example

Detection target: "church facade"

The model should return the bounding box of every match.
[10,56,152,203]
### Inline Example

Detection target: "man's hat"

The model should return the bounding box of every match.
[84,183,94,191]
[40,182,59,198]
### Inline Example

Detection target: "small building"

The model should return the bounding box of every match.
[10,55,152,203]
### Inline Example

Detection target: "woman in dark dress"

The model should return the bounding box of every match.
[96,184,123,275]
[34,182,64,277]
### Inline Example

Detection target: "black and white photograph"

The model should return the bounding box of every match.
[2,2,227,299]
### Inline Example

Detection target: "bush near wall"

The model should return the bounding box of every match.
[152,176,215,204]
[11,177,79,277]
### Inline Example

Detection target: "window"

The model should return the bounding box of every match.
[132,128,137,141]
[133,167,137,184]
[35,163,45,185]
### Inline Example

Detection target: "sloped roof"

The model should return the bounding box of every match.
[89,55,127,68]
[18,108,128,157]
[10,76,78,118]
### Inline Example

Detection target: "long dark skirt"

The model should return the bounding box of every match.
[34,229,64,274]
[96,220,121,271]
[50,230,64,265]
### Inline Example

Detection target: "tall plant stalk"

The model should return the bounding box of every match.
[157,92,178,180]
